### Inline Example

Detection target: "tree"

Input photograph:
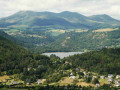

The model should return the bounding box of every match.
[92,78,99,84]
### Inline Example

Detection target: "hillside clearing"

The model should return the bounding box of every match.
[77,82,95,87]
[59,77,74,86]
[93,28,118,32]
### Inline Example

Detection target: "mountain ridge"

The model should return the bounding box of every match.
[0,11,120,29]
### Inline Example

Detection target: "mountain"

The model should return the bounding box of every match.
[89,14,120,25]
[0,11,120,29]
[1,11,120,53]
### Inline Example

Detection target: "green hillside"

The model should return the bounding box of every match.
[1,11,120,53]
[66,48,120,74]
[37,28,120,52]
[0,32,53,82]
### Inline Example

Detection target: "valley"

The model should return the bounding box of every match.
[0,11,120,89]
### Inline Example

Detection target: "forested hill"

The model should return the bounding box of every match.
[0,32,66,83]
[0,33,30,72]
[0,33,50,77]
[40,28,120,52]
[66,48,120,75]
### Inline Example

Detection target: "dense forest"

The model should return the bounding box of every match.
[66,48,120,75]
[0,32,66,83]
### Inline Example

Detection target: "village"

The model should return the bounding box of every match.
[0,67,120,88]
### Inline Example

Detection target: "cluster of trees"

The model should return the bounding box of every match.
[0,84,118,90]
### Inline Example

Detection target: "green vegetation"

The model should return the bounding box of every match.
[66,48,120,74]
[1,11,120,53]
[0,32,65,84]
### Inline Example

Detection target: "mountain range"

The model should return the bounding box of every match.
[1,11,120,53]
[0,11,120,29]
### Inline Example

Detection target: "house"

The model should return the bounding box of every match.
[108,78,113,82]
[108,74,113,78]
[10,81,21,85]
[114,83,120,87]
[92,76,97,81]
[26,83,30,85]
[93,76,97,78]
[115,80,119,84]
[27,67,32,71]
[37,79,42,84]
[116,75,120,79]
[100,76,105,79]
[70,76,76,79]
[70,73,73,76]
[96,83,100,87]
[75,68,80,71]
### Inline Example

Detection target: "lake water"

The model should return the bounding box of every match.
[42,52,84,59]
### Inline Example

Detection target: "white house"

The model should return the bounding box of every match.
[114,83,120,87]
[96,83,100,87]
[108,74,113,78]
[100,76,105,79]
[108,78,113,82]
[37,79,42,84]
[70,73,73,76]
[27,67,32,71]
[75,68,79,71]
[70,76,76,79]
[116,75,120,79]
[10,81,20,85]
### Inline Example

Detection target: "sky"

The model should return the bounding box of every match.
[0,0,120,19]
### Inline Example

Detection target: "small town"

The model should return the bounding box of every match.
[0,67,120,89]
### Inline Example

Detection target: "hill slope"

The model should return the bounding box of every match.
[38,28,120,52]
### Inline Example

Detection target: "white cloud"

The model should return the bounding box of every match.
[0,0,120,19]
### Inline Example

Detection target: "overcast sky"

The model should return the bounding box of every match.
[0,0,120,19]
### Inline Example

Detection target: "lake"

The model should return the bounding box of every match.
[42,52,84,59]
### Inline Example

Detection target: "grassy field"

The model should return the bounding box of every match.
[77,82,95,87]
[93,28,118,32]
[99,78,109,85]
[0,75,10,82]
[59,77,74,86]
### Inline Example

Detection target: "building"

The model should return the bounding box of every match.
[96,83,100,87]
[70,76,76,79]
[116,75,120,79]
[37,79,42,84]
[70,73,73,76]
[10,81,21,85]
[108,78,113,82]
[100,76,105,79]
[108,74,113,78]
[27,67,32,71]
[114,83,120,87]
[75,68,80,71]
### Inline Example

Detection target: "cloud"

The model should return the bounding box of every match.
[0,0,120,19]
